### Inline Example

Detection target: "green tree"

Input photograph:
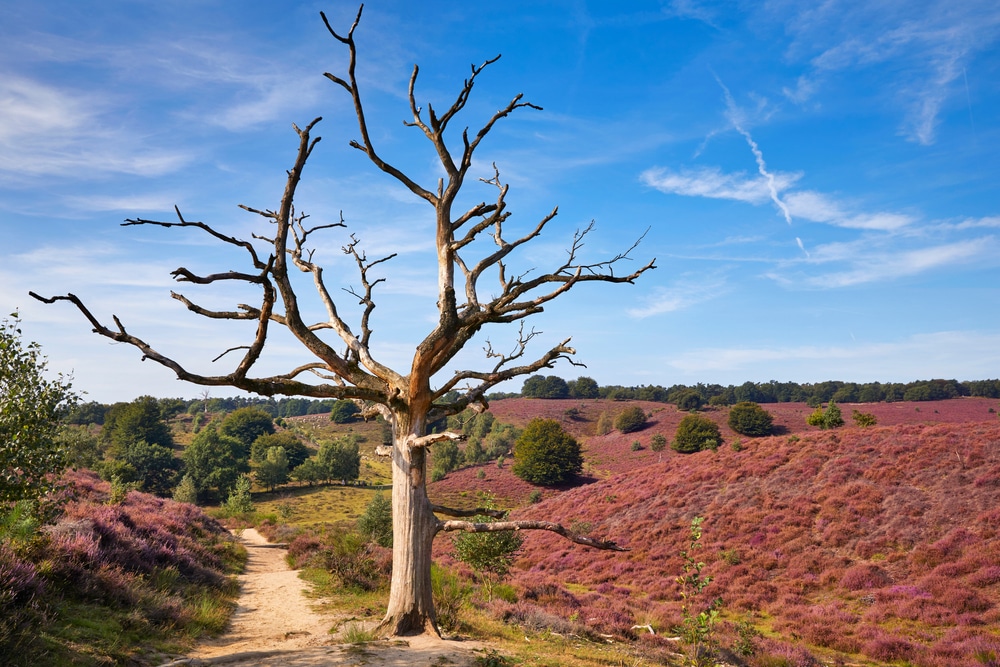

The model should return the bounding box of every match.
[0,314,77,504]
[101,395,174,455]
[614,405,648,433]
[172,473,199,504]
[431,439,464,479]
[357,492,393,548]
[329,400,361,424]
[317,438,361,483]
[54,425,101,470]
[183,425,248,501]
[650,433,667,453]
[250,431,310,468]
[727,402,774,437]
[673,414,721,454]
[453,498,524,601]
[219,407,274,458]
[119,439,181,496]
[512,419,583,485]
[290,458,324,486]
[807,402,844,430]
[673,389,703,412]
[224,474,255,515]
[568,376,599,399]
[254,445,289,491]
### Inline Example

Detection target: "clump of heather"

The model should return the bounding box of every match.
[1,470,244,664]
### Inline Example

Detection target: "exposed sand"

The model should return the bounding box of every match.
[159,528,482,667]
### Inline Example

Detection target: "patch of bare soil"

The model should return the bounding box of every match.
[160,528,481,667]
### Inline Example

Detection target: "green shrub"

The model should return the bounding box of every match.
[728,401,774,436]
[631,440,642,451]
[329,400,361,424]
[614,406,648,433]
[650,434,667,452]
[512,419,583,485]
[852,410,878,427]
[673,414,722,454]
[357,492,392,548]
[674,389,703,411]
[808,402,845,430]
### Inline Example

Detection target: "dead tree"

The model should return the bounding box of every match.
[32,5,654,637]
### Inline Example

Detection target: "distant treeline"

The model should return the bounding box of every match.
[65,377,1000,426]
[515,375,1000,405]
[66,395,341,425]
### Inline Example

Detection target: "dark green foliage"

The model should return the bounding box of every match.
[650,433,667,452]
[568,376,600,399]
[118,439,181,496]
[673,414,722,453]
[0,315,76,503]
[101,396,174,455]
[614,406,648,433]
[357,492,392,548]
[253,446,289,491]
[250,431,310,468]
[727,402,774,437]
[521,374,569,398]
[219,407,274,457]
[329,400,361,423]
[431,438,464,480]
[182,425,248,501]
[674,389,704,411]
[512,419,583,485]
[316,437,361,482]
[53,425,100,470]
[63,401,106,425]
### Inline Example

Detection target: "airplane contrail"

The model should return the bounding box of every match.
[715,75,793,226]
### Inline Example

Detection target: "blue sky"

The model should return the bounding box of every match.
[2,1,999,404]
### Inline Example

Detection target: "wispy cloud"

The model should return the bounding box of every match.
[778,0,1000,145]
[641,166,799,205]
[768,237,996,287]
[0,75,192,178]
[628,274,728,318]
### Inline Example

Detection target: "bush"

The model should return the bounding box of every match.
[329,400,361,423]
[614,406,648,433]
[650,434,667,452]
[357,492,392,548]
[512,419,583,485]
[673,389,703,411]
[808,401,845,430]
[852,410,878,427]
[673,414,721,454]
[727,402,774,436]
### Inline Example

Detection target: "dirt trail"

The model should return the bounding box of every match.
[161,528,481,667]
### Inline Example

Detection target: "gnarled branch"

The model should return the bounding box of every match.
[437,518,627,552]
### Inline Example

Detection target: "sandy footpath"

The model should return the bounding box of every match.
[159,528,481,667]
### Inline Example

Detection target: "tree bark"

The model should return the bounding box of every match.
[378,408,439,636]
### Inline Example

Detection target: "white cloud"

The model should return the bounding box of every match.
[784,191,915,230]
[0,75,192,178]
[769,237,995,287]
[641,166,800,205]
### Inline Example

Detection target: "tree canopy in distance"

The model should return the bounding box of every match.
[30,5,651,636]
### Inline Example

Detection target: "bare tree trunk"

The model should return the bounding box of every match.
[378,410,439,636]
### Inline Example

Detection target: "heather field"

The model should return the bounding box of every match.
[428,399,1000,666]
[0,471,245,665]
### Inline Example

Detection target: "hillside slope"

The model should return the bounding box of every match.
[432,401,1000,666]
